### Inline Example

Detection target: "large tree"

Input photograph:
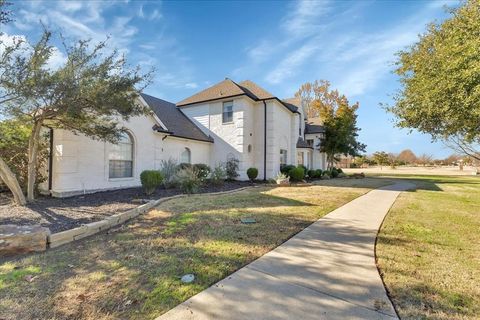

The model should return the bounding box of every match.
[0,0,12,25]
[297,80,366,169]
[372,151,389,169]
[397,149,417,164]
[387,0,480,160]
[0,30,152,202]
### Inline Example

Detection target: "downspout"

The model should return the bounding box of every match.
[48,128,54,192]
[263,100,267,181]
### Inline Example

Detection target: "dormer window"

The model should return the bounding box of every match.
[222,101,233,123]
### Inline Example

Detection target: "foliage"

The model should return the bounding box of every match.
[386,0,480,160]
[337,168,343,174]
[397,149,417,165]
[289,167,305,182]
[307,169,316,179]
[0,0,12,25]
[298,164,308,175]
[274,172,289,182]
[210,164,227,186]
[416,153,433,166]
[331,168,339,178]
[225,158,239,180]
[315,169,323,178]
[177,163,192,170]
[175,167,203,194]
[140,170,163,195]
[246,167,258,181]
[280,164,296,176]
[193,163,210,181]
[296,80,366,169]
[159,158,178,188]
[0,119,47,191]
[372,151,390,168]
[0,28,152,201]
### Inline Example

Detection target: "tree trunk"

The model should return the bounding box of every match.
[27,120,42,202]
[0,156,27,205]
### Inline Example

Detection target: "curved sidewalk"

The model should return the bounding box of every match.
[157,181,415,320]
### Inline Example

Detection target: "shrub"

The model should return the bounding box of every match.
[337,168,343,174]
[323,170,332,178]
[331,168,339,178]
[275,172,289,184]
[315,169,323,178]
[280,164,295,176]
[226,158,239,180]
[307,169,316,179]
[210,164,227,186]
[298,164,308,175]
[176,167,203,194]
[246,167,258,181]
[140,170,163,195]
[193,163,210,181]
[289,167,305,182]
[159,158,178,188]
[177,162,192,170]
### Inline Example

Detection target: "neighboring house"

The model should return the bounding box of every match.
[40,78,326,197]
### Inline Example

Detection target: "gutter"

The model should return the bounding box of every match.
[263,100,267,181]
[48,127,53,192]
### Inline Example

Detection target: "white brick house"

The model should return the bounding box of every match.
[41,79,326,197]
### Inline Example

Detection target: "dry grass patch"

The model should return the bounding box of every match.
[0,178,386,320]
[377,175,480,319]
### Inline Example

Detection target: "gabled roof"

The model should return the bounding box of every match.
[297,137,313,149]
[140,93,213,143]
[305,117,325,134]
[176,78,300,114]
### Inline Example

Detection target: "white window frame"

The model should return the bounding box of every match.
[280,149,288,166]
[109,132,134,179]
[222,101,233,124]
[180,147,191,164]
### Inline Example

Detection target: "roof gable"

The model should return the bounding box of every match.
[177,79,246,106]
[140,93,213,143]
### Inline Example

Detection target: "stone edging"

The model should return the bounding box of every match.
[47,186,257,249]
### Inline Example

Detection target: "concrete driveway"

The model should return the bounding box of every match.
[156,181,415,320]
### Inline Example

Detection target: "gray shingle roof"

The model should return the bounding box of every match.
[297,137,313,149]
[140,93,213,143]
[305,117,326,134]
[177,78,299,114]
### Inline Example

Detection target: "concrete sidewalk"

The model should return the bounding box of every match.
[156,181,415,320]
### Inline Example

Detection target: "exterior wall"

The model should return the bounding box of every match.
[305,133,327,170]
[45,115,211,197]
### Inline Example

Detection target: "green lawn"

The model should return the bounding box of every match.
[376,175,480,319]
[0,178,387,320]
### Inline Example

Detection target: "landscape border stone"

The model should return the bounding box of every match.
[46,186,257,249]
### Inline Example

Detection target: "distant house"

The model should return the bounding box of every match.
[40,78,326,197]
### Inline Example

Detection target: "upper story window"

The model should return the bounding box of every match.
[222,101,233,123]
[306,139,314,147]
[109,132,133,179]
[180,147,191,164]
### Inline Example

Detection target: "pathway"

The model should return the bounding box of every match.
[156,181,415,320]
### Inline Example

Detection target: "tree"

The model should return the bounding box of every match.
[0,29,153,202]
[296,80,366,169]
[372,151,389,169]
[0,0,12,25]
[387,0,480,160]
[416,154,433,166]
[397,149,417,165]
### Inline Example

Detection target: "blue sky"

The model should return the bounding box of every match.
[2,0,459,158]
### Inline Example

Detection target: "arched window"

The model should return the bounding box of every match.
[180,147,191,164]
[109,132,133,178]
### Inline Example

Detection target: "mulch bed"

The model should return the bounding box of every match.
[0,181,253,233]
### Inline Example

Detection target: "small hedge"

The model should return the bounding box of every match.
[298,164,308,175]
[247,167,258,181]
[307,169,316,179]
[280,164,296,176]
[193,163,210,181]
[289,167,305,182]
[315,169,323,178]
[140,170,164,195]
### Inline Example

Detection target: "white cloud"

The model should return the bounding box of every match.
[185,82,198,89]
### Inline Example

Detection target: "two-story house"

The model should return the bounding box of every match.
[41,78,326,197]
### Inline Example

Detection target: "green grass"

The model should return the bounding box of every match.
[0,178,387,320]
[376,175,480,319]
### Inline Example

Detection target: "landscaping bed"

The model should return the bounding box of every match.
[0,181,251,233]
[0,178,386,320]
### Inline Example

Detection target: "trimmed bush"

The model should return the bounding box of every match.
[176,167,203,193]
[307,169,316,179]
[331,168,339,178]
[246,167,258,181]
[315,169,323,178]
[226,158,239,180]
[337,168,343,174]
[298,164,308,175]
[210,164,227,186]
[140,170,163,195]
[289,167,305,182]
[280,164,296,176]
[193,163,210,181]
